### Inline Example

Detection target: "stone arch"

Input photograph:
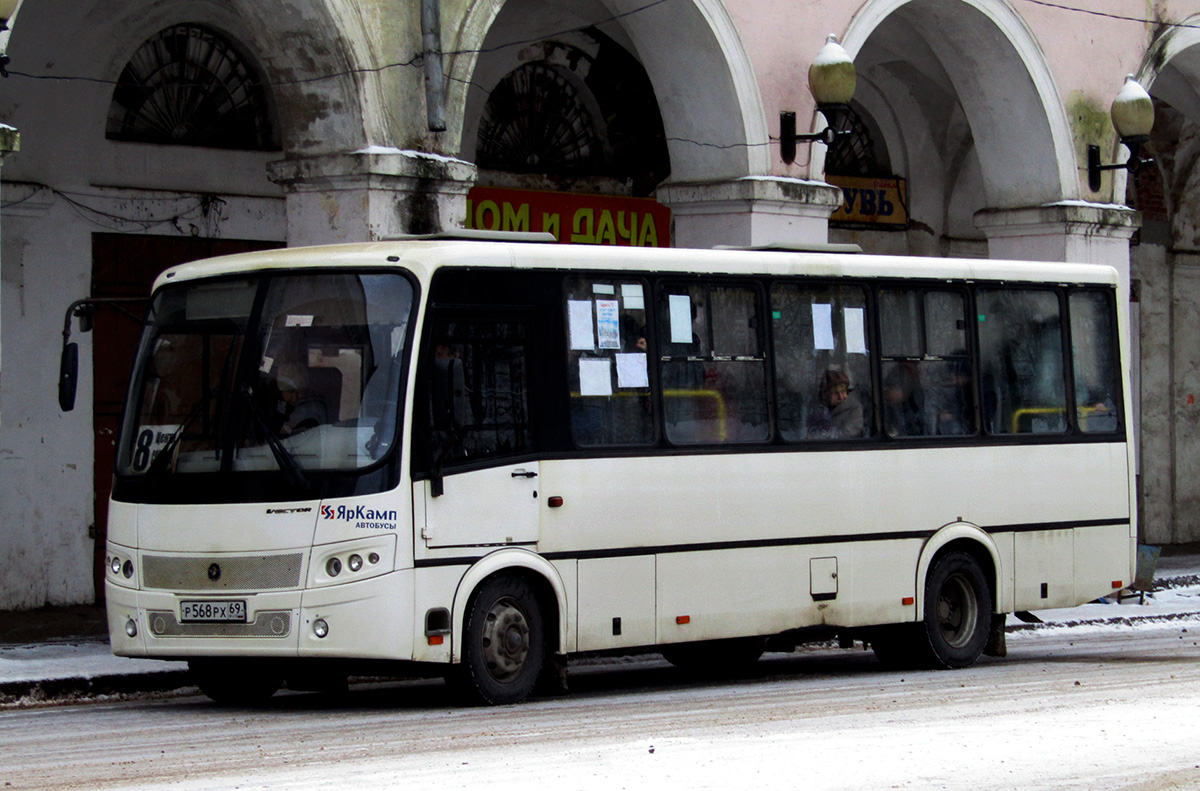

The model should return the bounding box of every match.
[836,0,1076,251]
[447,0,768,186]
[1138,16,1200,236]
[48,1,372,158]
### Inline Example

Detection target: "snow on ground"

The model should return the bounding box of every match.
[0,641,182,684]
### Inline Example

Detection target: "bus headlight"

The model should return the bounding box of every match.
[106,548,138,589]
[310,536,395,588]
[313,619,329,639]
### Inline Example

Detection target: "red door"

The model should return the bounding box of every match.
[90,234,282,598]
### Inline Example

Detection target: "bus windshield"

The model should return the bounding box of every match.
[117,271,414,479]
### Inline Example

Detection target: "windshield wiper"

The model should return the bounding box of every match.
[145,386,219,476]
[239,384,310,491]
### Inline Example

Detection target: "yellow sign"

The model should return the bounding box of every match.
[828,175,908,228]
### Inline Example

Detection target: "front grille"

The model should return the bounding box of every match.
[147,610,292,638]
[142,553,304,591]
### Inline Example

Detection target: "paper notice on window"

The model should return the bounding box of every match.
[285,314,314,327]
[569,300,594,350]
[616,353,649,388]
[812,303,835,350]
[592,283,615,295]
[844,307,867,354]
[669,294,693,344]
[579,358,613,396]
[622,283,645,311]
[596,299,621,350]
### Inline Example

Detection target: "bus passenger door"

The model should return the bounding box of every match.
[419,463,540,548]
[416,308,541,549]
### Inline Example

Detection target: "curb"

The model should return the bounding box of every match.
[0,670,191,705]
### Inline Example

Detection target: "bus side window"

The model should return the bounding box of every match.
[1069,290,1121,433]
[977,288,1068,435]
[657,282,769,445]
[770,283,872,441]
[878,289,974,437]
[564,278,654,447]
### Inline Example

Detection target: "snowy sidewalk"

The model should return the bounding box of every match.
[3,551,1199,702]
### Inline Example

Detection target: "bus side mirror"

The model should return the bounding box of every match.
[58,342,79,412]
[432,357,467,431]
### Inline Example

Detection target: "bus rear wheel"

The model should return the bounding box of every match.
[452,574,546,705]
[918,551,992,669]
[872,552,992,670]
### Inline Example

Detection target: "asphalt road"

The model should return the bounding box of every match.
[3,621,1199,791]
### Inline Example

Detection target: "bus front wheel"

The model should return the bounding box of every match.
[452,574,546,705]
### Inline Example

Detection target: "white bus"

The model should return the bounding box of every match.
[97,234,1135,704]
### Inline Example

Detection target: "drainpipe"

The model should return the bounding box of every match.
[421,0,446,132]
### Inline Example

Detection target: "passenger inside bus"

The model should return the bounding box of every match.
[808,369,863,438]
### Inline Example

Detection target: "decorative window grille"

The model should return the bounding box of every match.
[107,24,276,150]
[476,62,606,175]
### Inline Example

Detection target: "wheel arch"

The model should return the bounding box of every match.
[449,549,568,663]
[915,523,1002,616]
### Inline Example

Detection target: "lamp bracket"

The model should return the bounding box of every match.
[780,107,852,165]
[1087,137,1153,193]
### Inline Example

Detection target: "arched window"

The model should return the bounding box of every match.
[475,31,670,197]
[107,24,277,150]
[477,61,607,177]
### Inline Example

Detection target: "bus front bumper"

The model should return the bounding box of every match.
[106,569,417,662]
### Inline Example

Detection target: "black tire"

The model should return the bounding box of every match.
[453,574,546,705]
[915,551,993,669]
[660,637,766,673]
[189,660,281,705]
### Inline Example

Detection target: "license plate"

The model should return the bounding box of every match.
[180,600,247,623]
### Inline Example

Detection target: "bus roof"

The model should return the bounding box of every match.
[153,238,1122,292]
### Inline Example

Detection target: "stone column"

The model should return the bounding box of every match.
[656,177,844,249]
[267,149,477,247]
[0,122,19,426]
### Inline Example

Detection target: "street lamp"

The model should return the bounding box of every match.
[1087,75,1155,192]
[781,34,856,165]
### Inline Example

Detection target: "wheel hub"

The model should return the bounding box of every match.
[480,596,530,682]
[937,573,978,649]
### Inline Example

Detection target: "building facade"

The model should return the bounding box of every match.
[0,0,1197,609]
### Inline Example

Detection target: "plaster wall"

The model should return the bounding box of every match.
[0,190,283,611]
[0,0,290,609]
